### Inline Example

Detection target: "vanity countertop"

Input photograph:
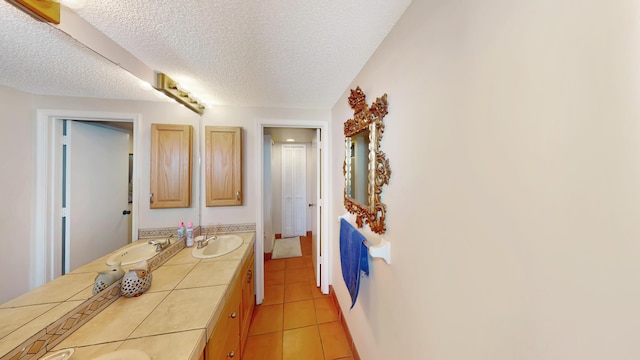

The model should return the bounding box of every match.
[0,232,255,360]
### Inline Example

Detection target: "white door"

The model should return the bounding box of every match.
[311,129,322,286]
[65,121,130,273]
[281,144,306,238]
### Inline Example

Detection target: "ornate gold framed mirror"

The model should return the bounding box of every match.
[343,87,391,234]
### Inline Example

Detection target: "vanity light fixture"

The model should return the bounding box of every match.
[6,0,60,24]
[155,73,206,115]
[58,0,86,9]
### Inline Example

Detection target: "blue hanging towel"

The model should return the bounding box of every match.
[340,218,369,309]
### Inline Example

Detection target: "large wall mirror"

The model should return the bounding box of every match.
[343,87,391,234]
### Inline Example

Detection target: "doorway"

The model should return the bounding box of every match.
[257,124,329,305]
[62,120,132,274]
[34,110,140,286]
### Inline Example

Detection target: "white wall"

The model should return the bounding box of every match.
[330,1,640,359]
[0,85,35,302]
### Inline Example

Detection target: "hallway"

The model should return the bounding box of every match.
[243,235,354,360]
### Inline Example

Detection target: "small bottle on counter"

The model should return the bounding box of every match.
[186,221,194,247]
[177,221,185,239]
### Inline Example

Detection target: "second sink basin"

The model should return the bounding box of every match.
[192,234,243,259]
[106,242,158,266]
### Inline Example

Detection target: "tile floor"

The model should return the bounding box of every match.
[242,235,354,360]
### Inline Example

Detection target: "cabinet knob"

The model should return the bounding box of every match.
[227,350,235,358]
[229,312,237,319]
[235,191,240,200]
[149,193,154,203]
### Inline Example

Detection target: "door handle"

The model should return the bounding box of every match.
[308,203,314,207]
[122,210,131,215]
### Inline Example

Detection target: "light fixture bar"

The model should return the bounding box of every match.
[155,73,205,115]
[6,0,60,24]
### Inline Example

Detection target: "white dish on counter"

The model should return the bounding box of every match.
[39,348,74,360]
[91,349,150,360]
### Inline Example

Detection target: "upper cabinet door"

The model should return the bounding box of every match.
[150,124,192,209]
[205,126,243,207]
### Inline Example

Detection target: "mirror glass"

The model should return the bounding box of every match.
[345,128,370,206]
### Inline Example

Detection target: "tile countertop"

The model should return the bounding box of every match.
[1,232,255,360]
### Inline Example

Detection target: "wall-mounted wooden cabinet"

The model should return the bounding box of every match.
[150,124,192,209]
[205,126,243,207]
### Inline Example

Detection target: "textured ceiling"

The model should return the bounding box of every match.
[0,0,411,109]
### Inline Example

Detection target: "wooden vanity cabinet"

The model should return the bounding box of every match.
[150,124,192,208]
[207,278,241,360]
[205,126,243,207]
[207,247,255,360]
[240,254,255,356]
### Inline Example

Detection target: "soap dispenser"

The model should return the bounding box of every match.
[177,221,185,239]
[186,221,194,247]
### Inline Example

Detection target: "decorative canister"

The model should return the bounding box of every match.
[121,260,153,297]
[93,262,125,295]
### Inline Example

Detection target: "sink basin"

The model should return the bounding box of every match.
[106,242,158,266]
[192,234,243,259]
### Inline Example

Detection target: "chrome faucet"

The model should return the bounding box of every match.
[148,234,173,252]
[197,232,216,249]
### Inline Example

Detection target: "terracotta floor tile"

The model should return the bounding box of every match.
[285,256,311,269]
[283,326,324,360]
[307,267,317,281]
[285,267,310,284]
[243,332,283,360]
[319,321,352,359]
[284,282,312,302]
[263,284,284,305]
[283,299,316,330]
[265,259,286,272]
[310,281,328,299]
[264,269,285,286]
[301,239,313,256]
[314,297,338,324]
[248,304,283,335]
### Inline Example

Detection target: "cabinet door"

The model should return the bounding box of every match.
[240,255,255,355]
[205,126,243,207]
[150,124,192,208]
[208,282,241,360]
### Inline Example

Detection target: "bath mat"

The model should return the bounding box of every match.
[272,237,302,259]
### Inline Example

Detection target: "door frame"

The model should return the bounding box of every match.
[34,109,140,288]
[255,120,331,304]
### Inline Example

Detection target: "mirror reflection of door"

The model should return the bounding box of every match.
[281,144,307,238]
[63,120,130,274]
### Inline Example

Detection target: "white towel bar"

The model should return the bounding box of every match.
[363,238,391,264]
[338,214,391,265]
